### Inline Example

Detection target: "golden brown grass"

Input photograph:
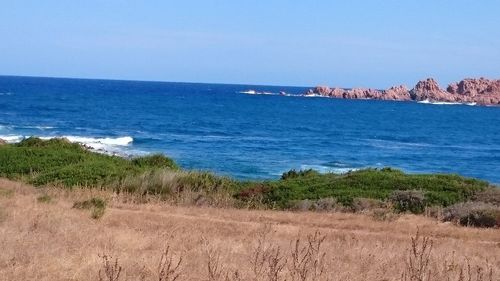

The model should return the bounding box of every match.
[0,178,498,281]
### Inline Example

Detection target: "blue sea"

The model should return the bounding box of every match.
[1,76,499,183]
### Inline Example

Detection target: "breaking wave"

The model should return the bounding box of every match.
[239,90,291,96]
[299,164,359,174]
[40,136,133,152]
[417,100,477,106]
[0,135,134,155]
[0,135,24,143]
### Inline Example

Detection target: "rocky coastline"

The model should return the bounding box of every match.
[304,78,500,106]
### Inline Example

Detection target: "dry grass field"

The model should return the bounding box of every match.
[0,178,498,281]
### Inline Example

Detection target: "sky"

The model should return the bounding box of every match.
[1,1,500,88]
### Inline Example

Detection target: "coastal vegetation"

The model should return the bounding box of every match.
[0,137,178,187]
[0,139,499,280]
[0,137,498,227]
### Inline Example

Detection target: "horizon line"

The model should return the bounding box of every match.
[1,74,498,90]
[0,74,313,89]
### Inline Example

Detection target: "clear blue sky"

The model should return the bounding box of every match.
[1,1,499,88]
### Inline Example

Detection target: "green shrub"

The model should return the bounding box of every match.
[177,171,236,193]
[91,207,106,219]
[132,154,179,170]
[0,138,493,213]
[115,169,179,196]
[242,168,487,210]
[281,169,320,180]
[73,197,106,210]
[73,197,106,220]
[0,138,178,188]
[390,190,425,214]
[37,194,52,203]
[17,137,75,148]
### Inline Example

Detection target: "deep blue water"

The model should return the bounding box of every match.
[0,76,499,183]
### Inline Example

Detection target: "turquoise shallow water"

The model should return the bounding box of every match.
[0,76,499,183]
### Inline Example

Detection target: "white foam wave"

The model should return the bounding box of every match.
[14,125,56,130]
[417,99,476,106]
[239,90,288,96]
[38,136,133,151]
[239,90,258,94]
[0,135,133,155]
[299,164,358,174]
[0,92,13,96]
[0,135,24,143]
[66,136,133,146]
[302,94,328,98]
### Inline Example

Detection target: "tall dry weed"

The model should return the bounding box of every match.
[157,245,183,281]
[288,231,327,281]
[98,255,122,281]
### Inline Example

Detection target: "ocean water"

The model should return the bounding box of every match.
[1,76,499,183]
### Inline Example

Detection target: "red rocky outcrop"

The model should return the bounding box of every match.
[305,78,500,106]
[447,78,500,105]
[305,85,409,101]
[382,85,411,101]
[409,78,454,102]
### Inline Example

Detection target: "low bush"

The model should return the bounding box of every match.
[390,190,426,214]
[371,208,399,222]
[312,197,341,211]
[0,138,495,222]
[0,137,178,188]
[424,206,443,219]
[288,198,343,212]
[132,154,179,170]
[471,188,500,206]
[37,194,52,203]
[176,171,236,193]
[443,202,500,228]
[114,170,237,195]
[288,199,313,211]
[351,198,387,213]
[73,197,106,210]
[91,207,106,219]
[73,197,107,219]
[243,168,488,210]
[281,169,320,180]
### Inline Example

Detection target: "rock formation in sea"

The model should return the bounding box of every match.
[447,78,500,105]
[381,85,411,101]
[305,78,500,106]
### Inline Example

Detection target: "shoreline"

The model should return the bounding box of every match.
[1,135,499,186]
[0,137,498,229]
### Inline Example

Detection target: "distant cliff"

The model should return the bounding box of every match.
[304,78,500,106]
